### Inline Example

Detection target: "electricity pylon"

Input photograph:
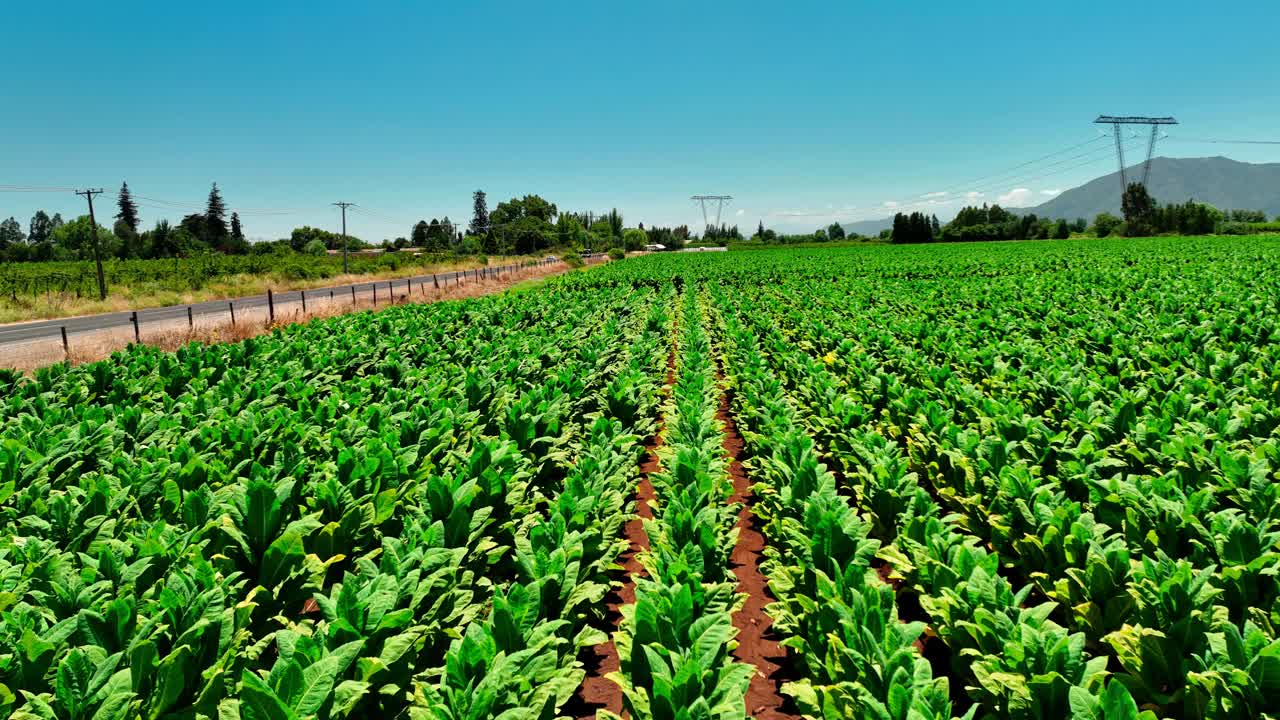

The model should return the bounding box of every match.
[690,195,733,234]
[1094,115,1178,193]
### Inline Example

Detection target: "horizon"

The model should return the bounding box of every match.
[4,2,1280,240]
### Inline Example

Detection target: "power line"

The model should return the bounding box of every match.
[0,184,80,193]
[881,139,1147,216]
[131,193,311,216]
[1165,136,1280,145]
[926,134,1110,197]
[934,141,1123,198]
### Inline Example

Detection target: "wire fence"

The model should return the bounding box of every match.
[0,257,565,362]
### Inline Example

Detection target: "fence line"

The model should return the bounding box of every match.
[0,257,566,359]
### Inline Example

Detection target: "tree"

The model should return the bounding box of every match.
[180,214,207,246]
[623,227,648,251]
[827,222,846,240]
[507,216,556,254]
[606,209,623,241]
[116,181,140,234]
[52,215,120,259]
[205,183,228,242]
[114,219,145,258]
[290,226,354,252]
[491,195,559,226]
[302,238,327,256]
[411,221,429,247]
[28,210,53,247]
[0,217,24,249]
[1228,209,1266,223]
[891,212,934,244]
[1093,212,1122,238]
[468,190,489,236]
[145,220,180,258]
[424,218,450,251]
[1053,219,1070,239]
[231,212,244,243]
[1121,183,1156,237]
[556,214,586,248]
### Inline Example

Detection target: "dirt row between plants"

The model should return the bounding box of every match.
[571,351,676,719]
[718,383,795,720]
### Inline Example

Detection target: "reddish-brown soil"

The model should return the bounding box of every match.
[571,352,676,719]
[719,387,795,720]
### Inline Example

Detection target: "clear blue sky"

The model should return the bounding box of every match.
[3,0,1279,240]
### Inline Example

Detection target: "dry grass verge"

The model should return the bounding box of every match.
[3,260,579,373]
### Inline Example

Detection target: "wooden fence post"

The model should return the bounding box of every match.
[187,306,194,329]
[229,302,236,326]
[267,289,275,324]
[61,326,69,360]
[131,312,140,343]
[301,290,307,314]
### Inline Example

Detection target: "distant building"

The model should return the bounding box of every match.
[643,243,667,251]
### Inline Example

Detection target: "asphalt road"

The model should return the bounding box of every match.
[0,258,555,349]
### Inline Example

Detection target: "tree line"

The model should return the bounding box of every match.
[0,185,649,264]
[0,182,249,263]
[746,220,869,245]
[889,185,1276,244]
[731,189,1278,248]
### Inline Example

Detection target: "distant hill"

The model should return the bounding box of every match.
[843,217,895,236]
[1023,156,1280,220]
[841,156,1280,235]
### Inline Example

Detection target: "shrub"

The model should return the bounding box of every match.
[608,247,625,261]
[562,251,584,268]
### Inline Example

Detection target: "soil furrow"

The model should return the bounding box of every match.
[570,352,676,719]
[719,385,795,720]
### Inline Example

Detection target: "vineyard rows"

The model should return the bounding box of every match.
[1,236,1279,719]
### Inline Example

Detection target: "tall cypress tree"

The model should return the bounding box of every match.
[230,212,244,242]
[116,182,140,234]
[469,190,489,236]
[205,183,228,241]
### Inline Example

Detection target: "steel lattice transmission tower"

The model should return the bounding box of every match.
[1094,115,1178,194]
[691,195,733,234]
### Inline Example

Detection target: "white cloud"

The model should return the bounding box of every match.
[771,205,864,221]
[883,200,900,209]
[735,209,745,216]
[921,191,950,199]
[997,188,1036,207]
[1041,189,1062,196]
[965,191,984,200]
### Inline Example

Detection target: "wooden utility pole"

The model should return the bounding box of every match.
[333,202,355,273]
[76,189,107,299]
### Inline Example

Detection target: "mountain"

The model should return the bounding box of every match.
[843,217,896,236]
[1023,156,1280,220]
[840,156,1280,235]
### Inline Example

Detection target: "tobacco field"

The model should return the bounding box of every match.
[1,236,1279,719]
